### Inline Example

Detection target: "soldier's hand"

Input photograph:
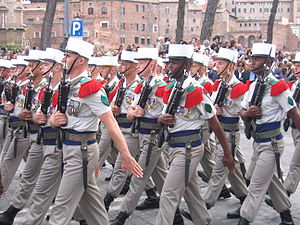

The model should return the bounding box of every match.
[4,102,14,111]
[111,105,121,116]
[121,155,143,178]
[222,153,235,173]
[33,109,47,125]
[49,111,67,128]
[158,114,175,125]
[246,106,261,118]
[19,109,32,121]
[214,105,222,116]
[135,106,145,118]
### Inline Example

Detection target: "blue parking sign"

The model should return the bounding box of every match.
[70,20,84,37]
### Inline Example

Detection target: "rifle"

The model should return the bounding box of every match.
[23,73,34,138]
[57,62,70,149]
[157,70,189,148]
[214,71,231,107]
[11,76,20,105]
[283,81,300,131]
[104,74,117,96]
[114,75,126,108]
[37,72,54,144]
[131,71,154,133]
[244,48,273,140]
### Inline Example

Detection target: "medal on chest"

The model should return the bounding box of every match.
[67,99,81,117]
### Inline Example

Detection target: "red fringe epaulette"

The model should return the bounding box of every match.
[212,79,221,91]
[155,85,166,98]
[108,79,122,103]
[52,91,59,108]
[286,81,294,90]
[78,79,103,98]
[22,85,27,96]
[184,86,204,108]
[38,86,47,102]
[134,81,144,94]
[163,75,168,82]
[231,82,245,99]
[244,80,251,93]
[99,80,107,86]
[203,82,213,94]
[271,79,289,96]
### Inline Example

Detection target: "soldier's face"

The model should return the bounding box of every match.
[40,61,55,76]
[100,66,111,79]
[119,61,131,74]
[28,61,43,77]
[250,56,266,75]
[190,62,202,76]
[293,62,300,75]
[168,59,186,79]
[137,60,152,77]
[216,60,231,78]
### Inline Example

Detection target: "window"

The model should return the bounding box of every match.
[51,31,56,37]
[28,18,34,22]
[147,38,151,45]
[165,7,170,14]
[166,19,169,23]
[238,8,241,13]
[100,22,108,28]
[88,7,94,15]
[232,8,235,13]
[120,22,125,30]
[191,28,194,32]
[260,8,262,13]
[120,37,125,44]
[287,8,290,12]
[59,18,64,23]
[147,24,150,32]
[134,37,139,44]
[153,25,158,32]
[193,19,196,23]
[34,31,41,38]
[102,7,107,14]
[136,5,139,12]
[166,28,169,34]
[244,8,246,13]
[264,8,269,12]
[141,38,145,45]
[120,7,125,15]
[134,23,139,31]
[141,24,145,31]
[250,8,255,13]
[142,5,145,12]
[96,32,98,38]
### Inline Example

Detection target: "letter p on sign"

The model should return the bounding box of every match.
[70,20,84,37]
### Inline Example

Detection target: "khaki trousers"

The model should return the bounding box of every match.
[284,128,300,194]
[204,131,248,207]
[22,145,62,225]
[240,139,291,222]
[0,116,8,153]
[11,138,44,209]
[49,143,109,225]
[155,145,212,225]
[107,131,140,197]
[98,123,118,167]
[0,128,31,191]
[120,133,167,214]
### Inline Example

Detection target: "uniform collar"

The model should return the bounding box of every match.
[69,70,89,86]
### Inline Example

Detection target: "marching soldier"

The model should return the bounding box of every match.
[234,43,297,225]
[0,50,47,225]
[22,48,65,225]
[0,56,33,193]
[48,38,142,225]
[155,44,234,225]
[88,56,102,79]
[204,48,248,211]
[110,47,170,225]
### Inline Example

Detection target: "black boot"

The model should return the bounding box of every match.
[218,185,231,200]
[79,220,88,225]
[104,193,114,211]
[173,208,184,225]
[136,188,159,210]
[120,177,131,195]
[227,206,241,219]
[180,209,192,221]
[237,218,249,225]
[110,212,129,225]
[0,205,21,225]
[197,170,209,183]
[279,210,294,225]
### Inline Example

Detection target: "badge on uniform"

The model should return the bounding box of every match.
[67,99,81,117]
[205,103,212,113]
[101,95,110,106]
[288,96,295,106]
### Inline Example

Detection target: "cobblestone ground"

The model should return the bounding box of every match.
[1,130,299,225]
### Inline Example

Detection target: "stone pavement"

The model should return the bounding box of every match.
[0,129,300,225]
